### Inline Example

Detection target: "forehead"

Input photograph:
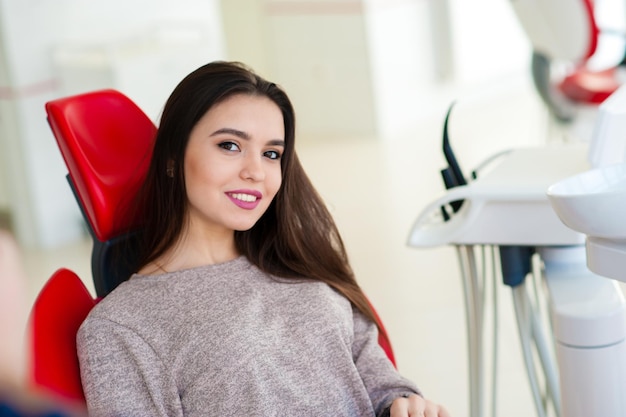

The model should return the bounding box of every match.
[197,93,284,136]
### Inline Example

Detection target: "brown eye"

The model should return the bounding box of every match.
[264,150,281,160]
[218,141,240,152]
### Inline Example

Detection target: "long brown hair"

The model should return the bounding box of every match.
[133,61,385,337]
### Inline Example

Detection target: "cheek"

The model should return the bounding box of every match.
[185,154,225,188]
[184,166,222,208]
[184,161,205,194]
[268,169,283,199]
[184,151,204,181]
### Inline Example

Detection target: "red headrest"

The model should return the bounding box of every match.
[46,90,156,242]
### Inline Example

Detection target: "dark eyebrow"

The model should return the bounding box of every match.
[211,127,285,147]
[211,127,250,140]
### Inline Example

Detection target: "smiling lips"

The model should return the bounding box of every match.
[227,190,262,210]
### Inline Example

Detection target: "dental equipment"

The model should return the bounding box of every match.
[408,85,626,417]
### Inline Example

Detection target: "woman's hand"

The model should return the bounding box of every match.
[390,394,450,417]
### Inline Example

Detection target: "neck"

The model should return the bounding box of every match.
[140,228,239,275]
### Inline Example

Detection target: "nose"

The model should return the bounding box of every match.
[240,152,265,182]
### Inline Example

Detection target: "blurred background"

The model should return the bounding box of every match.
[0,0,614,416]
[0,0,533,250]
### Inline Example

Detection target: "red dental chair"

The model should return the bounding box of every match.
[30,89,397,405]
[28,89,156,403]
[45,89,157,297]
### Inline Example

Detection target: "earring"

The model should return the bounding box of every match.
[166,167,174,178]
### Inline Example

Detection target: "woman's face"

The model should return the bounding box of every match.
[183,93,284,237]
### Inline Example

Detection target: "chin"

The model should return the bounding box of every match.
[232,222,258,232]
[229,214,265,232]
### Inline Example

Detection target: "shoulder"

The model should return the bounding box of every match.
[78,274,173,341]
[76,277,175,355]
[84,256,260,322]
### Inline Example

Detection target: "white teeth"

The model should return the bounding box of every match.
[231,193,257,202]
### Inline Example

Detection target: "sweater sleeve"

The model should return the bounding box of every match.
[351,308,422,417]
[76,316,183,417]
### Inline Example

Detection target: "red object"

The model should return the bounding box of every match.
[581,0,599,61]
[29,268,97,403]
[45,89,156,242]
[559,67,621,104]
[558,0,620,105]
[369,301,397,367]
[46,89,157,296]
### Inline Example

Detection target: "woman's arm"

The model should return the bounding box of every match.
[77,316,182,417]
[351,308,450,417]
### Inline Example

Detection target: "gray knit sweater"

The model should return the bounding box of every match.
[77,256,420,416]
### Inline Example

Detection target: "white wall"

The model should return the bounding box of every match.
[365,0,437,138]
[449,0,530,86]
[221,0,439,140]
[265,2,378,140]
[221,0,531,140]
[0,0,531,248]
[0,0,225,248]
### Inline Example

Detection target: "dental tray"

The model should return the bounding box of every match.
[408,143,589,247]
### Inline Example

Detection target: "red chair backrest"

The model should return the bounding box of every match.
[47,90,158,296]
[45,89,156,243]
[29,268,97,403]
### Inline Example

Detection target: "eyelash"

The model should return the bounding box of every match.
[218,141,239,152]
[264,150,281,160]
[218,141,282,160]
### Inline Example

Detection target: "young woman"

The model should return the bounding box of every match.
[77,61,450,417]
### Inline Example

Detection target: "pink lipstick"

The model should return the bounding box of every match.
[226,189,262,210]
